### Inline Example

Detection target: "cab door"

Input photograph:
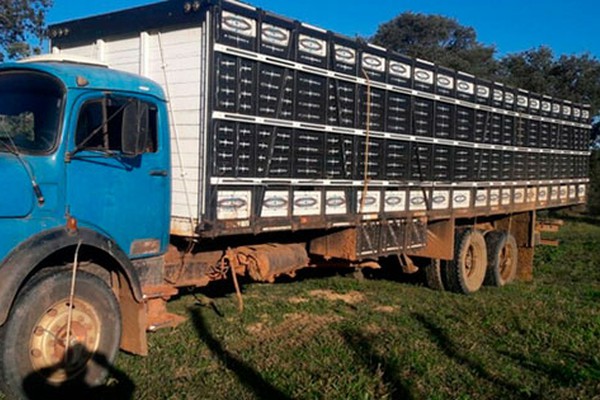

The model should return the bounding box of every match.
[65,93,170,258]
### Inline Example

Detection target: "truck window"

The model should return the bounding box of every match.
[75,97,158,153]
[0,71,63,154]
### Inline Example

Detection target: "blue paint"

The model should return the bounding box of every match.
[0,155,34,217]
[0,61,170,264]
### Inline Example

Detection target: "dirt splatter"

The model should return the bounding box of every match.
[374,305,397,313]
[288,296,309,304]
[308,289,366,305]
[245,322,265,335]
[363,323,383,335]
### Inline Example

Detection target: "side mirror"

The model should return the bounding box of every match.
[121,99,149,157]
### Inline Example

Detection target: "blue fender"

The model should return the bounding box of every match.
[0,226,143,325]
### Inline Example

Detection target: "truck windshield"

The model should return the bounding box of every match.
[0,71,63,154]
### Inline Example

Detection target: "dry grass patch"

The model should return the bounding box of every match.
[308,289,366,304]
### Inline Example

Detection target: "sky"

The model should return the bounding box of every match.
[47,0,600,59]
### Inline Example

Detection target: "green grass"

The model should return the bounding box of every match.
[111,218,600,399]
[8,218,600,399]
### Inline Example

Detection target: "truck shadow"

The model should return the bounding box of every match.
[497,348,600,388]
[188,307,292,400]
[340,327,416,400]
[21,345,135,400]
[411,313,536,399]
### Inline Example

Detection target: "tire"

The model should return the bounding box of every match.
[445,229,488,294]
[423,259,446,291]
[484,231,518,287]
[0,269,122,399]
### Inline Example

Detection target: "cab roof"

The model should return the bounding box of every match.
[0,59,166,101]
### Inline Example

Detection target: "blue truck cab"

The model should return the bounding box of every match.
[0,57,171,398]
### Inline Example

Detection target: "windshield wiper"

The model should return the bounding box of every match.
[0,137,44,205]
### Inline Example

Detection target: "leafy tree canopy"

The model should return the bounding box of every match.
[0,0,52,61]
[371,12,498,78]
[499,46,600,114]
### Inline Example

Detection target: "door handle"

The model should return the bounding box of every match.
[149,170,168,177]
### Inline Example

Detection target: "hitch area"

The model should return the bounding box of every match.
[144,285,187,332]
[137,242,310,334]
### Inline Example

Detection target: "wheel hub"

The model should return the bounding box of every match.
[465,246,474,276]
[29,298,101,383]
[499,244,514,280]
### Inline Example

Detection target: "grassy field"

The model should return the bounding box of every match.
[4,218,600,399]
[105,218,599,400]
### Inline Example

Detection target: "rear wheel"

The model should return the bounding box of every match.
[0,269,121,399]
[423,259,446,291]
[445,229,487,294]
[484,231,518,287]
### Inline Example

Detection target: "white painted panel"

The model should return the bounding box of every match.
[514,188,525,204]
[501,189,512,205]
[59,44,97,58]
[169,125,201,140]
[432,190,450,210]
[538,187,549,202]
[452,190,471,209]
[172,203,198,219]
[409,190,427,211]
[170,109,200,125]
[384,190,406,213]
[293,191,322,216]
[559,185,568,200]
[217,191,252,220]
[475,189,488,207]
[489,189,500,206]
[357,191,381,214]
[262,191,289,217]
[171,177,200,193]
[325,191,347,215]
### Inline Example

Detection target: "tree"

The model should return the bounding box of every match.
[0,0,52,61]
[371,12,498,79]
[497,46,557,95]
[499,47,600,113]
[587,150,600,214]
[499,48,600,147]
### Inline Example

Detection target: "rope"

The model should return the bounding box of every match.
[473,110,493,229]
[65,240,83,364]
[157,32,196,236]
[224,250,244,313]
[359,69,372,214]
[409,95,431,212]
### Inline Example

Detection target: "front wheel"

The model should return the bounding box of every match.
[0,269,122,399]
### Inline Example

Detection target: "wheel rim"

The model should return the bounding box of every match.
[464,246,475,277]
[460,234,486,292]
[499,243,514,281]
[29,297,101,384]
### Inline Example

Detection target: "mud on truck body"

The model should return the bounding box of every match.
[0,0,590,397]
